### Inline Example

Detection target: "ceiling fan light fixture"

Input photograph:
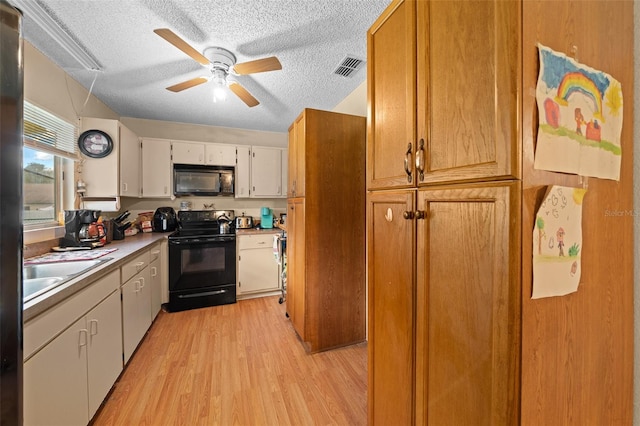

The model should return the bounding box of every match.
[211,68,227,86]
[213,85,227,103]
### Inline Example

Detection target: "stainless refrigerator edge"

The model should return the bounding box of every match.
[0,1,23,424]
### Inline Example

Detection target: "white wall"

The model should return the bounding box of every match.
[332,81,367,116]
[24,42,118,123]
[120,117,287,148]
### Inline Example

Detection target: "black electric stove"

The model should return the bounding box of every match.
[167,210,236,312]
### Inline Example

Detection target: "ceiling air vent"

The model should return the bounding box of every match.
[333,56,365,78]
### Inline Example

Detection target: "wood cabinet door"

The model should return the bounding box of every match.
[367,0,416,190]
[416,0,520,185]
[367,190,415,425]
[23,316,89,426]
[280,148,288,198]
[141,138,171,197]
[286,198,306,340]
[87,290,123,419]
[415,182,520,425]
[288,113,306,197]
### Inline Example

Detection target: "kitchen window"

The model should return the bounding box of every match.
[23,101,77,229]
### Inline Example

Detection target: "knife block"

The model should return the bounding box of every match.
[112,223,125,240]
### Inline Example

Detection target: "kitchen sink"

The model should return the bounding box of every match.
[23,258,112,302]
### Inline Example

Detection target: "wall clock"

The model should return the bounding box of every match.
[78,130,113,158]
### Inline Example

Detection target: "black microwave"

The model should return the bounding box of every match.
[173,164,235,196]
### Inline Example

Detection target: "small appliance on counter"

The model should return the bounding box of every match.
[60,209,105,248]
[260,207,273,229]
[235,212,254,229]
[217,213,233,234]
[153,207,178,232]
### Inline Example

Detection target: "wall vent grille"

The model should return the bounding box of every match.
[333,56,365,78]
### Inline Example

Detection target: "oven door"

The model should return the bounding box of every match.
[168,235,236,310]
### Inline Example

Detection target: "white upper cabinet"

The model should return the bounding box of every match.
[251,146,283,198]
[171,141,236,166]
[141,138,172,198]
[119,124,141,197]
[206,143,236,166]
[79,117,140,198]
[171,141,204,164]
[235,145,251,198]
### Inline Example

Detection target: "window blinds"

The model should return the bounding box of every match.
[23,101,78,160]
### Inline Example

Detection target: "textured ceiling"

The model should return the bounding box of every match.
[13,0,391,133]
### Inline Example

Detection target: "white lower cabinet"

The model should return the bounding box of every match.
[150,255,162,319]
[121,265,152,364]
[24,275,122,426]
[237,233,280,297]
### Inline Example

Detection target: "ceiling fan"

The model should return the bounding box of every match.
[154,28,282,107]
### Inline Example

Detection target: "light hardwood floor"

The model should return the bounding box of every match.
[92,296,367,425]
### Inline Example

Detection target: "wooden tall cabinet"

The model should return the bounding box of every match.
[286,108,366,352]
[367,0,633,425]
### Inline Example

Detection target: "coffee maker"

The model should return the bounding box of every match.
[60,209,104,248]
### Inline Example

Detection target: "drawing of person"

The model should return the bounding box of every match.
[574,108,585,135]
[557,227,565,256]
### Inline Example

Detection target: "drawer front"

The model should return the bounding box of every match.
[238,233,277,250]
[149,243,162,263]
[121,251,150,283]
[24,269,120,360]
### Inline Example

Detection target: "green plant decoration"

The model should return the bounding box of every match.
[568,243,580,257]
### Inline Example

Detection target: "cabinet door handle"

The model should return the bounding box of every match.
[89,319,99,336]
[135,261,145,271]
[151,250,160,256]
[257,241,266,245]
[134,279,141,292]
[122,182,128,193]
[139,277,146,288]
[415,138,425,182]
[403,210,426,220]
[79,329,88,347]
[404,142,413,183]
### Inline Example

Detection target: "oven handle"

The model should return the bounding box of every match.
[177,289,228,298]
[169,237,235,245]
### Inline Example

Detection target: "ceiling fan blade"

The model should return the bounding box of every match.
[229,82,259,107]
[233,56,282,75]
[154,28,210,66]
[166,77,209,92]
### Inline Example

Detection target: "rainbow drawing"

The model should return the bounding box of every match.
[556,72,604,122]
